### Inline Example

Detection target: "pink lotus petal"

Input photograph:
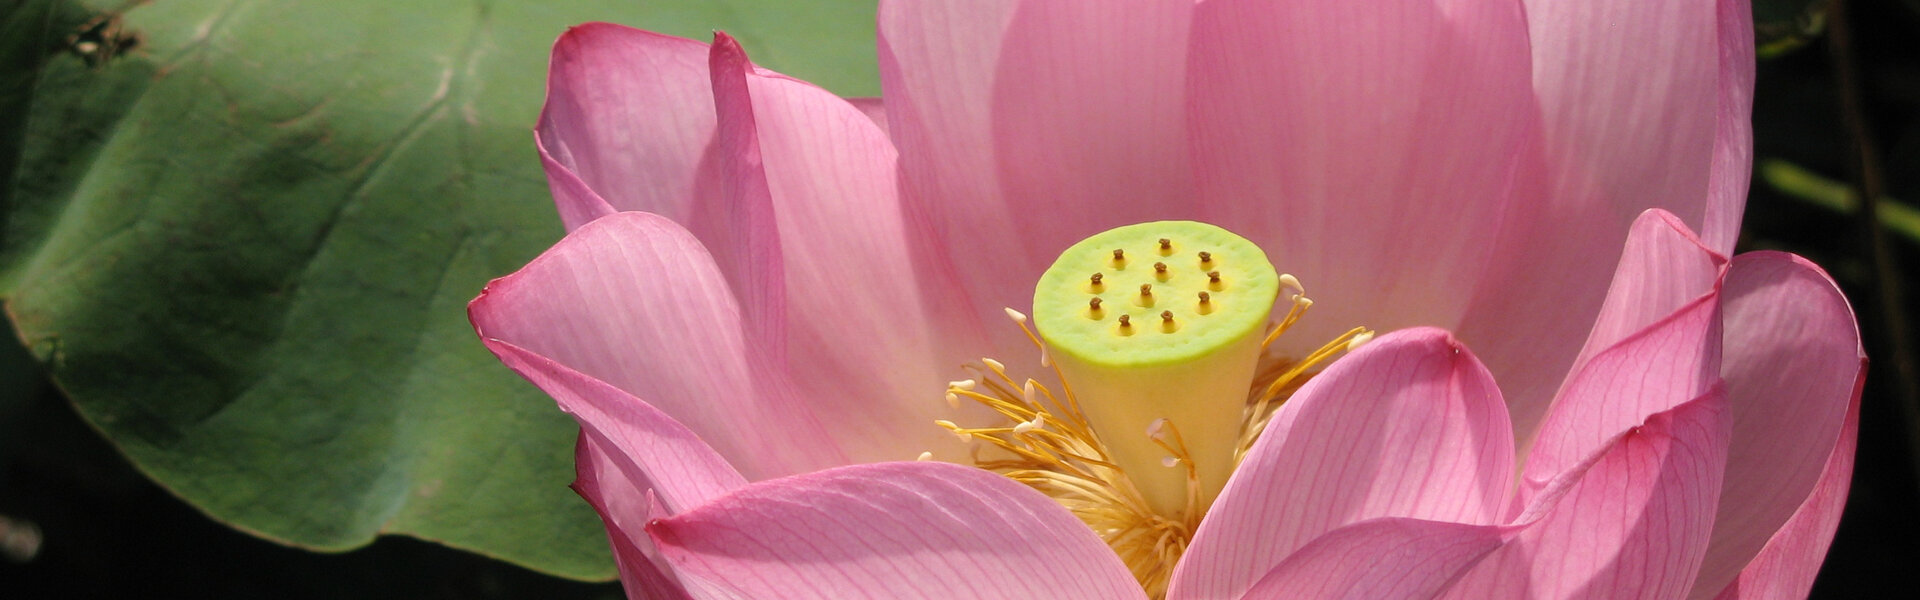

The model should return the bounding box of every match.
[1564,210,1728,393]
[537,137,617,230]
[1477,206,1726,459]
[574,436,693,600]
[1700,0,1757,253]
[649,462,1146,600]
[700,33,788,342]
[1708,387,1859,600]
[876,0,1027,347]
[712,34,983,463]
[1688,253,1865,598]
[1187,0,1536,351]
[1172,328,1514,599]
[536,23,719,229]
[469,211,843,480]
[536,24,791,358]
[1455,0,1751,446]
[845,97,888,135]
[988,0,1198,259]
[876,0,1199,351]
[1237,517,1508,600]
[1443,387,1732,598]
[1520,213,1725,499]
[1520,0,1724,243]
[485,342,745,513]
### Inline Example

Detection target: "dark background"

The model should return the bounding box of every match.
[3,0,1917,597]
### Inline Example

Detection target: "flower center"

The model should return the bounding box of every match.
[1033,221,1283,518]
[938,221,1369,598]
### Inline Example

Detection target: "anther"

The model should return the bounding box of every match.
[1004,307,1028,324]
[1279,273,1305,299]
[1198,251,1213,264]
[1347,330,1376,351]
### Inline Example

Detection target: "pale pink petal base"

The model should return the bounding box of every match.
[650,462,1146,600]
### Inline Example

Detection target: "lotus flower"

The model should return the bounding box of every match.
[467,0,1864,598]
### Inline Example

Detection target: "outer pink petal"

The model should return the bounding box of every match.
[1687,253,1865,598]
[574,436,693,600]
[1520,0,1726,245]
[1520,214,1725,497]
[1456,0,1753,443]
[1701,0,1757,252]
[1480,209,1726,460]
[877,0,1198,349]
[469,212,842,480]
[1236,518,1508,600]
[698,34,787,342]
[649,462,1146,600]
[1709,388,1860,600]
[1441,388,1732,599]
[535,24,789,356]
[1172,328,1514,600]
[536,23,718,229]
[1187,0,1537,351]
[844,97,888,135]
[1564,211,1728,380]
[488,341,747,513]
[712,35,982,463]
[538,139,617,231]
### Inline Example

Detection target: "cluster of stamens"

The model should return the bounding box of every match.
[939,310,1195,598]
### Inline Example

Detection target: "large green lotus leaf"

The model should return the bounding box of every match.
[0,0,878,580]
